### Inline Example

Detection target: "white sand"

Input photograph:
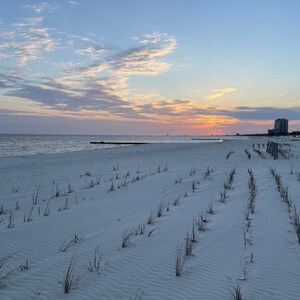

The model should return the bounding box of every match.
[0,137,300,299]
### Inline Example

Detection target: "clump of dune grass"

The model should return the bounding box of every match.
[24,207,34,222]
[242,227,253,249]
[147,212,155,225]
[121,229,134,248]
[175,248,186,277]
[0,253,17,288]
[157,164,162,173]
[12,184,21,193]
[7,210,15,229]
[292,206,300,244]
[107,182,115,193]
[195,212,207,232]
[244,149,252,159]
[57,198,69,212]
[224,168,236,189]
[239,259,251,281]
[192,180,196,192]
[190,167,196,176]
[51,184,60,198]
[226,151,234,160]
[32,185,40,205]
[59,233,81,252]
[175,177,183,184]
[87,247,103,274]
[0,205,8,216]
[134,223,146,235]
[20,259,29,272]
[148,227,156,237]
[247,178,256,214]
[184,233,193,256]
[157,200,165,218]
[43,199,51,216]
[230,284,243,300]
[83,171,91,176]
[203,166,212,179]
[173,196,180,206]
[243,205,251,222]
[269,167,276,177]
[67,183,74,193]
[270,168,294,211]
[163,163,168,172]
[190,221,198,243]
[63,255,77,293]
[206,201,214,214]
[219,189,227,203]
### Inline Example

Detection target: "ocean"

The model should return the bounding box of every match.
[0,134,230,157]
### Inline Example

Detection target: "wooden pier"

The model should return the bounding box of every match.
[90,141,148,145]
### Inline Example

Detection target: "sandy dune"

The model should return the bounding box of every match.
[0,137,300,299]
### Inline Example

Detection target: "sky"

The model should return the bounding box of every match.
[1,0,300,135]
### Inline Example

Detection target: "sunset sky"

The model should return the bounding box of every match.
[1,0,300,135]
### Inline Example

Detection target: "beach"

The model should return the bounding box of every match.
[1,137,300,299]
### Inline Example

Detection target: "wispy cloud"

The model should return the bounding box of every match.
[75,45,107,59]
[24,2,60,13]
[66,0,79,5]
[0,17,56,63]
[206,87,237,100]
[0,72,139,119]
[76,32,177,76]
[114,32,176,75]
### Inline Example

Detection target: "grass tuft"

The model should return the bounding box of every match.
[184,233,193,256]
[206,201,214,214]
[175,248,185,276]
[147,212,155,225]
[157,200,165,218]
[0,253,17,288]
[230,284,243,300]
[195,212,207,232]
[121,229,134,248]
[63,255,77,293]
[87,247,103,274]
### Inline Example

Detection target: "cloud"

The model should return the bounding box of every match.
[24,2,60,13]
[206,87,237,100]
[77,32,177,76]
[0,73,140,119]
[66,0,79,5]
[113,33,176,75]
[225,106,300,121]
[76,62,110,75]
[2,68,298,124]
[75,45,107,59]
[0,17,56,63]
[12,17,44,27]
[134,97,300,123]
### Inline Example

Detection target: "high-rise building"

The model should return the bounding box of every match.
[274,118,288,135]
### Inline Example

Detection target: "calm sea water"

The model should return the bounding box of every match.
[0,134,230,157]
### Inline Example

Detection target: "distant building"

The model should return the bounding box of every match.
[274,118,288,135]
[268,129,274,135]
[268,118,288,135]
